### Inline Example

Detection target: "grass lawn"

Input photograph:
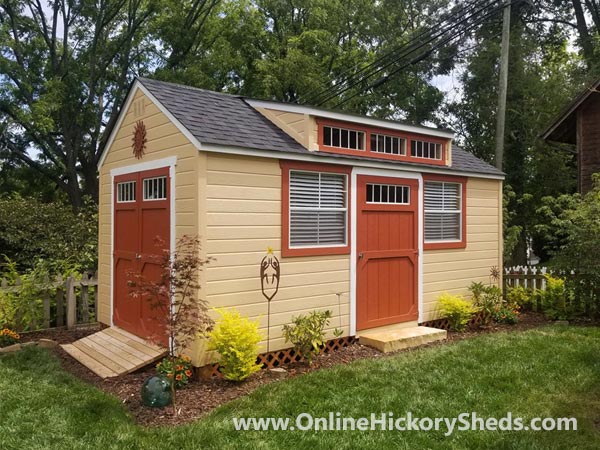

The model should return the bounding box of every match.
[1,326,599,449]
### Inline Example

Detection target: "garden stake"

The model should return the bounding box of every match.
[260,247,280,354]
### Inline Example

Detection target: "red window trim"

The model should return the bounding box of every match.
[317,118,448,166]
[422,174,467,250]
[280,160,352,257]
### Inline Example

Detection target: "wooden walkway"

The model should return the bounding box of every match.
[62,327,167,378]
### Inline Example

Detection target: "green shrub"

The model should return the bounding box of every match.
[0,258,83,331]
[282,310,332,364]
[468,282,503,323]
[0,195,97,271]
[505,286,533,310]
[438,293,478,332]
[156,355,193,388]
[207,308,262,381]
[541,177,600,318]
[540,275,568,320]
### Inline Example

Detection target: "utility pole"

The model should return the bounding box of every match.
[495,0,511,171]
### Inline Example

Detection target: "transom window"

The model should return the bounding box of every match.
[424,181,462,241]
[366,183,410,204]
[323,125,365,150]
[411,140,442,160]
[143,176,167,200]
[370,133,406,155]
[116,181,136,203]
[289,170,347,247]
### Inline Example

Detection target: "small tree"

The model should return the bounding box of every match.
[128,235,213,414]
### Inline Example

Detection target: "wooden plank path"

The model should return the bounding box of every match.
[62,327,166,378]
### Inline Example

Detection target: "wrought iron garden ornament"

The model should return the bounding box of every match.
[260,247,280,353]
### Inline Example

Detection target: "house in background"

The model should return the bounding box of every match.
[64,77,504,376]
[543,76,600,194]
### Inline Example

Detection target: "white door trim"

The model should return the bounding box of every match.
[350,167,424,336]
[109,156,177,327]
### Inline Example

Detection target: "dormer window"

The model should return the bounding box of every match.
[323,125,365,151]
[317,119,448,166]
[370,133,407,155]
[411,140,442,160]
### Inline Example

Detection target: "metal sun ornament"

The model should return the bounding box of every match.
[260,246,280,353]
[132,120,147,159]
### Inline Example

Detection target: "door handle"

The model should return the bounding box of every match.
[358,252,363,259]
[135,253,142,260]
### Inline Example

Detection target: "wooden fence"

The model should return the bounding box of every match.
[503,266,549,292]
[0,272,98,331]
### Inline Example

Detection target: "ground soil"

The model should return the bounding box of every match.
[17,312,566,427]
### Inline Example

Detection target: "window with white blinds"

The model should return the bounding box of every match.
[424,181,462,241]
[289,170,347,247]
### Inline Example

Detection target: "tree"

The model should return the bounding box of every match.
[446,3,582,264]
[0,0,157,209]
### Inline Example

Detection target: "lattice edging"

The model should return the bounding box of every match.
[420,310,491,330]
[199,335,357,379]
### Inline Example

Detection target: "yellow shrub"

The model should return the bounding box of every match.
[438,293,478,332]
[207,308,263,381]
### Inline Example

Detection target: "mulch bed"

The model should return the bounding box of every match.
[17,312,567,427]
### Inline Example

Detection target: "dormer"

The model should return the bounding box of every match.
[247,100,454,167]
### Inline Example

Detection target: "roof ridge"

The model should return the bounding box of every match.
[137,76,243,99]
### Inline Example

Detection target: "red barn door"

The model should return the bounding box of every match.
[357,176,419,330]
[113,167,170,344]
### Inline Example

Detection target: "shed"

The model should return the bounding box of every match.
[543,76,600,193]
[93,77,503,369]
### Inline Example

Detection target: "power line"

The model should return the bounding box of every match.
[331,1,512,109]
[302,0,497,106]
[302,0,501,106]
[319,0,506,107]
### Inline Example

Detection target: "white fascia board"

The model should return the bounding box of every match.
[197,142,504,180]
[245,99,455,140]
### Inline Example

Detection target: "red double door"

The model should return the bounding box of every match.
[357,175,419,330]
[113,167,170,343]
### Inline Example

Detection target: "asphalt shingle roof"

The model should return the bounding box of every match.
[139,77,308,153]
[137,77,503,177]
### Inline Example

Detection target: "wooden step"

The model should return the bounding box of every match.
[60,327,167,378]
[358,326,447,353]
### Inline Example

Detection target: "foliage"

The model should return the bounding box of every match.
[505,286,533,310]
[538,275,569,320]
[282,310,332,364]
[533,192,582,262]
[128,235,213,355]
[156,355,193,389]
[0,328,19,347]
[0,195,97,271]
[468,282,502,325]
[544,178,600,318]
[0,0,159,208]
[437,293,478,332]
[502,185,522,262]
[491,304,520,325]
[0,258,83,331]
[128,235,213,413]
[207,308,263,382]
[446,3,582,265]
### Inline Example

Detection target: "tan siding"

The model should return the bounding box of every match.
[254,107,319,150]
[422,178,502,321]
[97,89,200,325]
[204,153,351,353]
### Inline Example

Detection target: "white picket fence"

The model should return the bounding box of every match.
[503,266,549,292]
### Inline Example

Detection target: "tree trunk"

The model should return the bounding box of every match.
[572,0,595,65]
